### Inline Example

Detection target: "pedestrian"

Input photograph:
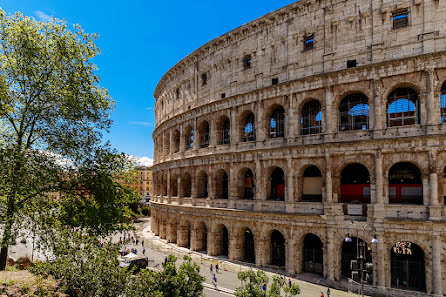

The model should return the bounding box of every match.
[210,263,213,273]
[327,288,330,297]
[321,292,325,297]
[215,263,219,273]
[164,257,167,264]
[142,240,144,247]
[288,278,292,288]
[136,239,139,245]
[212,275,218,290]
[143,248,146,255]
[262,283,267,292]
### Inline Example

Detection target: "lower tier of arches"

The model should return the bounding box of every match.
[151,203,445,296]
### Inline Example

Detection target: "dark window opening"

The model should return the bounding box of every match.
[270,167,285,201]
[201,73,207,86]
[270,230,285,267]
[221,93,226,99]
[301,100,322,135]
[340,163,371,204]
[302,166,323,202]
[387,88,419,127]
[216,169,229,199]
[243,55,252,69]
[304,34,315,50]
[389,162,423,205]
[176,88,180,99]
[243,169,255,200]
[221,227,229,256]
[242,113,256,142]
[197,172,208,198]
[185,127,194,150]
[303,234,323,275]
[339,93,369,131]
[441,83,446,123]
[173,130,180,153]
[199,121,210,148]
[244,229,255,264]
[393,9,409,29]
[272,78,279,85]
[391,242,426,292]
[270,106,285,138]
[347,60,357,68]
[218,116,231,145]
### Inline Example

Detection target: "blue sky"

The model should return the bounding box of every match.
[2,0,296,165]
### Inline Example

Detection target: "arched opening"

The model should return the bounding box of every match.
[441,83,446,123]
[216,169,229,199]
[196,171,208,198]
[170,173,178,197]
[180,221,191,249]
[184,126,194,150]
[199,121,210,148]
[240,168,255,200]
[302,166,323,202]
[339,93,369,131]
[301,100,322,135]
[182,173,192,198]
[162,173,168,196]
[270,230,285,267]
[387,87,419,127]
[340,163,371,203]
[303,234,323,275]
[196,222,208,253]
[270,167,285,201]
[270,106,285,138]
[221,226,229,257]
[341,237,373,284]
[391,242,426,292]
[242,112,256,142]
[173,130,180,153]
[217,116,231,145]
[388,162,423,204]
[243,228,255,263]
[164,133,171,155]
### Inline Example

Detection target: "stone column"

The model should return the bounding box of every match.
[191,170,197,199]
[257,101,266,142]
[430,172,439,206]
[423,176,430,206]
[286,238,296,274]
[326,229,335,281]
[229,166,237,208]
[167,170,171,203]
[376,233,386,288]
[287,94,297,139]
[432,234,443,296]
[177,175,183,205]
[179,124,185,153]
[256,237,268,267]
[167,221,177,243]
[190,227,198,251]
[286,157,294,202]
[375,152,384,204]
[229,228,243,261]
[324,86,334,134]
[325,153,333,202]
[170,130,175,155]
[159,220,166,239]
[207,226,218,256]
[426,69,438,126]
[373,79,383,131]
[193,118,198,150]
[230,108,238,146]
[209,119,217,147]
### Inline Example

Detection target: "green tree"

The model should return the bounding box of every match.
[0,9,139,270]
[235,270,300,297]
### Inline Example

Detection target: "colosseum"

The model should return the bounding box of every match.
[151,0,446,295]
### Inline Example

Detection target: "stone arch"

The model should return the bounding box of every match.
[302,233,324,275]
[241,226,256,264]
[237,167,255,200]
[215,169,229,199]
[267,166,286,201]
[196,170,209,198]
[386,87,420,127]
[184,125,194,150]
[266,104,286,138]
[170,172,178,197]
[161,171,168,196]
[388,162,423,205]
[269,229,286,267]
[214,223,229,257]
[177,219,191,249]
[167,215,177,243]
[301,165,323,202]
[216,115,231,145]
[164,132,170,155]
[300,99,322,135]
[181,172,192,198]
[240,110,256,142]
[340,163,371,204]
[338,92,369,131]
[194,221,208,253]
[198,120,210,148]
[173,129,180,153]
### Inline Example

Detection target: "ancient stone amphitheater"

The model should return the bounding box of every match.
[151,0,446,295]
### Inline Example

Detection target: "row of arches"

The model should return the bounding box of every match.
[154,217,427,292]
[156,84,446,156]
[155,161,425,205]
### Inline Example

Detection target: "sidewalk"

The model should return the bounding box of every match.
[134,218,365,297]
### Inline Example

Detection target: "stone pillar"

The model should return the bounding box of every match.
[209,119,217,147]
[423,176,430,206]
[170,130,175,155]
[229,228,243,261]
[426,69,438,126]
[151,210,157,233]
[325,153,333,202]
[159,220,166,239]
[230,108,238,146]
[324,86,334,134]
[286,239,296,274]
[430,173,439,206]
[257,101,266,142]
[179,125,185,153]
[193,118,198,150]
[375,152,384,204]
[326,229,335,281]
[286,157,294,202]
[256,237,268,267]
[376,233,386,288]
[255,159,265,201]
[286,94,296,139]
[207,227,219,256]
[167,171,171,202]
[373,79,383,131]
[167,221,177,243]
[432,234,443,296]
[190,227,199,251]
[191,170,197,198]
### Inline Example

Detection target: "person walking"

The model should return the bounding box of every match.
[141,240,144,247]
[288,278,292,288]
[327,288,330,297]
[215,263,219,273]
[321,292,325,297]
[212,274,218,291]
[210,263,213,274]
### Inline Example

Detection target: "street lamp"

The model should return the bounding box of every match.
[345,223,378,297]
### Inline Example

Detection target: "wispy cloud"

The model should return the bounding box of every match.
[34,11,53,22]
[129,121,153,127]
[145,107,154,110]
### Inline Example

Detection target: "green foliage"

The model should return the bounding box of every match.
[235,270,300,297]
[0,8,140,270]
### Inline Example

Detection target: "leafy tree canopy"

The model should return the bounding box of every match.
[235,270,300,297]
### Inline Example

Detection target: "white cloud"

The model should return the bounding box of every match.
[34,11,53,22]
[128,155,153,167]
[129,121,153,127]
[145,107,154,110]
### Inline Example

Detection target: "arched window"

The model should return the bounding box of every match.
[185,126,194,150]
[241,169,255,200]
[270,167,285,201]
[243,228,255,263]
[340,163,371,204]
[391,242,426,292]
[217,116,230,145]
[182,173,192,198]
[173,130,180,153]
[339,93,369,131]
[242,113,256,142]
[389,162,423,204]
[387,88,419,127]
[301,100,322,135]
[441,83,446,123]
[170,173,178,197]
[216,169,229,199]
[197,171,208,198]
[199,121,210,148]
[270,106,285,138]
[164,133,171,155]
[303,234,323,275]
[196,222,207,253]
[302,166,322,202]
[270,230,285,267]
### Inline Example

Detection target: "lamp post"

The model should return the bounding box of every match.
[345,223,378,297]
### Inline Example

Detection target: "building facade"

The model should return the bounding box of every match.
[151,0,446,295]
[117,166,152,198]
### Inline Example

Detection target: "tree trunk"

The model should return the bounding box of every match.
[0,202,15,271]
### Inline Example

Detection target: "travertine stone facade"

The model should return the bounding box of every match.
[151,0,446,295]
